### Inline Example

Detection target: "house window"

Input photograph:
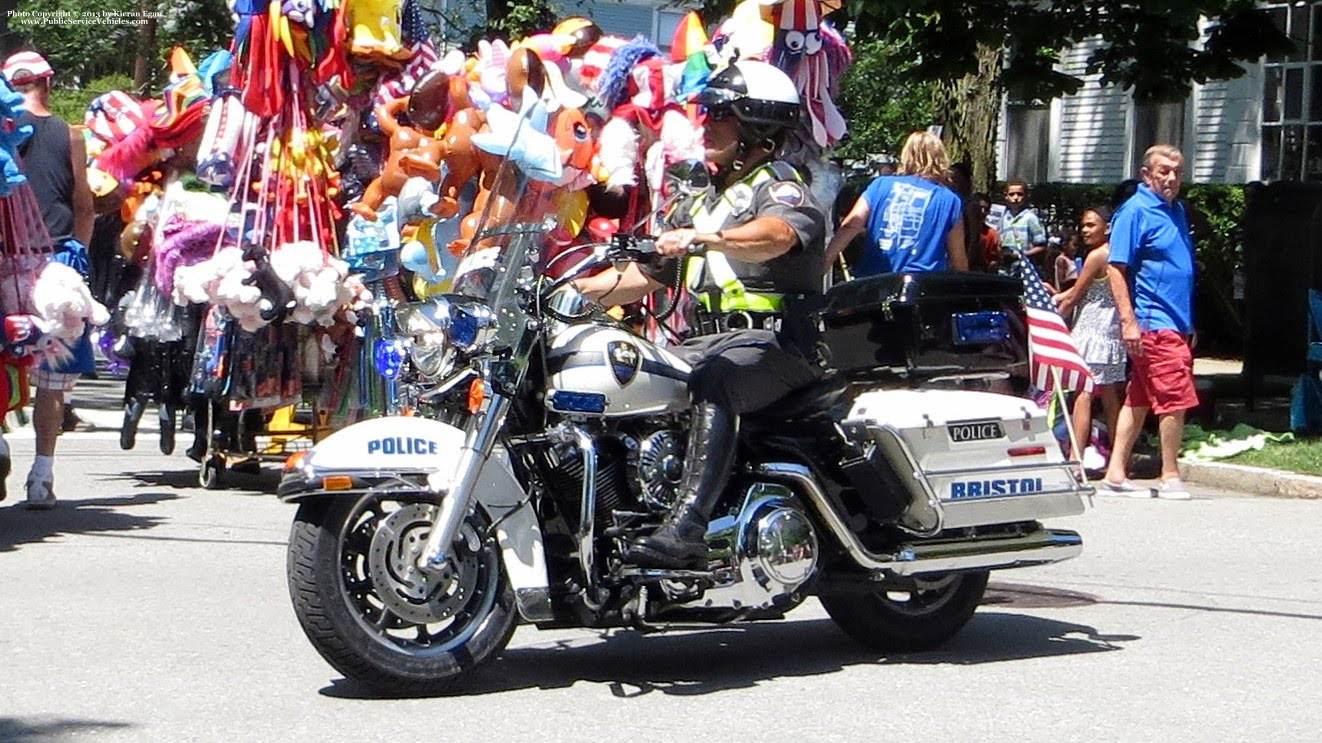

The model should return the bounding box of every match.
[1132,99,1186,174]
[1262,1,1322,181]
[1005,102,1050,185]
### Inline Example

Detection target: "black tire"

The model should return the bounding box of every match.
[821,571,989,652]
[287,495,517,694]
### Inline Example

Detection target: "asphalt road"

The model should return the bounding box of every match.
[2,410,1321,741]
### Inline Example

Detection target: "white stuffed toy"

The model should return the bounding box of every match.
[269,241,355,327]
[172,246,269,332]
[30,262,110,339]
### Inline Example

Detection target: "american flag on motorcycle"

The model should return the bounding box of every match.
[1010,259,1095,394]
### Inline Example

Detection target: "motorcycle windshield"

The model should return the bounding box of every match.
[449,107,558,305]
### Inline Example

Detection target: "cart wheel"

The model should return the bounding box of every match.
[200,455,225,489]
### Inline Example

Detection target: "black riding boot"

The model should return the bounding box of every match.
[626,403,738,569]
[159,403,176,455]
[120,398,146,450]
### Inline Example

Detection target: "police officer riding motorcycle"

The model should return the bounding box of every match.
[573,60,826,568]
[280,56,1089,695]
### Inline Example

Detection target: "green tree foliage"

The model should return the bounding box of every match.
[834,39,934,162]
[841,0,1292,103]
[11,0,232,93]
[833,0,1292,190]
[8,0,141,86]
[484,0,556,40]
[48,74,134,123]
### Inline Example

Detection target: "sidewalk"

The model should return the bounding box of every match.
[1181,357,1322,498]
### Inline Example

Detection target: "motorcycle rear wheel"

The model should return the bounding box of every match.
[821,570,989,652]
[287,494,517,694]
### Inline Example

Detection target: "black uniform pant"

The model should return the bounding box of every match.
[675,329,822,415]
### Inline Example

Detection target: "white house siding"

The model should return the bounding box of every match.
[1191,64,1265,183]
[1052,37,1132,184]
[1001,30,1268,185]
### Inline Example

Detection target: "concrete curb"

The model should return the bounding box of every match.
[1180,459,1322,499]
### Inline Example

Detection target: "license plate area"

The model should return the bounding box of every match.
[952,311,1010,345]
[947,419,1005,443]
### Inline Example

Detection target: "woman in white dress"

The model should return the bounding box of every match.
[1053,206,1125,468]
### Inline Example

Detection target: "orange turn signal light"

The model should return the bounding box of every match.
[467,378,486,414]
[322,476,354,491]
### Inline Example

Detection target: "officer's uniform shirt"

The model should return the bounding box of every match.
[651,162,827,295]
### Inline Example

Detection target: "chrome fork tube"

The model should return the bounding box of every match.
[417,393,513,575]
[567,426,598,598]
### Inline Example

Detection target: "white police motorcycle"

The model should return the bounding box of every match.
[279,157,1088,693]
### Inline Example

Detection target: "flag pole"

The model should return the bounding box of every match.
[1052,366,1088,486]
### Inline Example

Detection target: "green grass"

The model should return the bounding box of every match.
[1226,438,1322,476]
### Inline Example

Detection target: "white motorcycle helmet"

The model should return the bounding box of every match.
[697,60,802,146]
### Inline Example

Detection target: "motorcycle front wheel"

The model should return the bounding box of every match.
[820,570,989,653]
[287,494,517,694]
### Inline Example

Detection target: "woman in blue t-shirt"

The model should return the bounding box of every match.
[826,131,968,277]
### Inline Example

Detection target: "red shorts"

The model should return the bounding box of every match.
[1125,330,1198,415]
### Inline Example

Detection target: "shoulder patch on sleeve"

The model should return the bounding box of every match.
[768,182,806,207]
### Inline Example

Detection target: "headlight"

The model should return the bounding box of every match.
[400,295,496,354]
[410,343,452,378]
[447,301,496,352]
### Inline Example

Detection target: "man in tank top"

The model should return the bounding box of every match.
[1,50,95,509]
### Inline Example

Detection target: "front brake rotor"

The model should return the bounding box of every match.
[366,503,481,625]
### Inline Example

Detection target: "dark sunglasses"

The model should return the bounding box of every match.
[703,105,735,122]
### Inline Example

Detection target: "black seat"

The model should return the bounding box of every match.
[744,374,850,426]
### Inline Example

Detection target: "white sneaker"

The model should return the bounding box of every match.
[1098,479,1153,498]
[1156,479,1192,500]
[22,474,56,510]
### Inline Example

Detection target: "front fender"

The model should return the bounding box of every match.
[279,416,552,622]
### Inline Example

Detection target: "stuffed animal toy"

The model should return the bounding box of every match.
[597,53,693,205]
[0,77,32,196]
[268,242,355,327]
[243,244,297,323]
[172,245,262,328]
[30,261,111,340]
[0,313,72,370]
[1,314,48,360]
[647,108,706,197]
[349,71,451,222]
[152,217,223,297]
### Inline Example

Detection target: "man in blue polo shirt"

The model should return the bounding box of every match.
[1101,144,1197,500]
